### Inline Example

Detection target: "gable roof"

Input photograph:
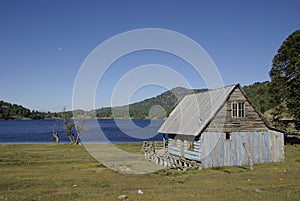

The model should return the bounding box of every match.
[158,84,278,136]
[158,84,237,136]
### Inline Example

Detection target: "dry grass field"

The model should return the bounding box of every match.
[0,143,299,201]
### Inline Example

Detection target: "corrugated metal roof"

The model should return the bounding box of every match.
[158,84,237,136]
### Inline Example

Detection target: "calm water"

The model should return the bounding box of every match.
[0,119,164,144]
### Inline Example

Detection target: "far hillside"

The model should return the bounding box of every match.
[95,87,207,119]
[95,82,275,120]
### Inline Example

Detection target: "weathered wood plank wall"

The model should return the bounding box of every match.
[200,130,284,168]
[205,87,268,132]
[268,130,285,162]
[168,130,284,168]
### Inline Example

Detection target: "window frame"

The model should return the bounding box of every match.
[231,102,245,118]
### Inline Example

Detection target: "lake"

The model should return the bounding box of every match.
[0,119,164,144]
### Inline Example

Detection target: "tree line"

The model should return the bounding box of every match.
[0,101,65,120]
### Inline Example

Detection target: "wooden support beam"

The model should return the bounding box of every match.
[242,142,254,171]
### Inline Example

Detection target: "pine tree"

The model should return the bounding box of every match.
[269,30,300,129]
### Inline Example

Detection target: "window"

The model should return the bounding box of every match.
[238,102,245,117]
[187,140,194,150]
[232,102,245,118]
[225,132,231,140]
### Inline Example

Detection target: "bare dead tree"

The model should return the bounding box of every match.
[74,116,87,144]
[62,106,76,144]
[52,123,59,144]
[61,106,87,145]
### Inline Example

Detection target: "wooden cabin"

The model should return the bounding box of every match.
[158,84,284,169]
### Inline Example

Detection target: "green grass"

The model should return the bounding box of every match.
[0,144,299,201]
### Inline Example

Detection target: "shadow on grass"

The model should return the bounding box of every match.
[211,166,250,174]
[285,136,300,145]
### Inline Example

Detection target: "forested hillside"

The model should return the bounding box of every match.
[242,81,273,113]
[95,87,207,119]
[0,101,51,120]
[95,83,281,121]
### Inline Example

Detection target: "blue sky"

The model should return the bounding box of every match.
[0,0,299,112]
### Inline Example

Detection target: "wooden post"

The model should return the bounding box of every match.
[163,134,166,150]
[242,142,254,171]
[180,140,184,158]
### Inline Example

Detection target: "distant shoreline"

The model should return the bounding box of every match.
[0,141,149,145]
